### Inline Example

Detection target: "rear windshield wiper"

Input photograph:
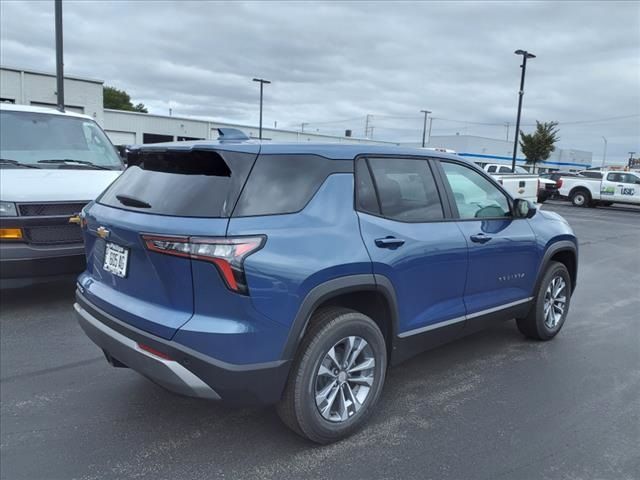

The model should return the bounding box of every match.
[116,194,151,209]
[37,159,112,170]
[0,158,41,169]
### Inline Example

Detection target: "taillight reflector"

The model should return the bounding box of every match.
[137,343,173,361]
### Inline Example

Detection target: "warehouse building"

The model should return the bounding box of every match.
[103,109,396,146]
[0,66,592,170]
[424,134,592,171]
[0,66,394,147]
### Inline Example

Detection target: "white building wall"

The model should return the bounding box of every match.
[423,134,592,171]
[0,66,104,124]
[103,110,397,146]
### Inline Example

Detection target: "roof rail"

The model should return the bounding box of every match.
[217,128,250,142]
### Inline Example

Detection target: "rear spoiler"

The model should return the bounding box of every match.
[217,128,250,142]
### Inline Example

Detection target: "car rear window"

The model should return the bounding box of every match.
[98,149,256,217]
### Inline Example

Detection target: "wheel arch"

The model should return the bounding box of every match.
[534,241,578,295]
[281,274,399,361]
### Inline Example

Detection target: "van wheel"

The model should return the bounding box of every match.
[570,189,590,207]
[277,307,387,444]
[516,261,571,340]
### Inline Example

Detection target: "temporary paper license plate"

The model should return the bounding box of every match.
[103,242,129,278]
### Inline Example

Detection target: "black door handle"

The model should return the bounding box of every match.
[375,237,405,249]
[470,233,492,244]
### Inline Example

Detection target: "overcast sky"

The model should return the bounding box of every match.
[1,1,639,162]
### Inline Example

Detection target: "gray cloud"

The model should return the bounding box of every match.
[1,0,638,162]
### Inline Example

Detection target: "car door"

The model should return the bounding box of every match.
[355,156,468,340]
[435,160,539,327]
[607,172,640,204]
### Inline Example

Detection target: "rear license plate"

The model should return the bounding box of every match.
[103,242,129,278]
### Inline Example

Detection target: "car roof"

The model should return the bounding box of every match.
[129,140,467,162]
[0,103,94,120]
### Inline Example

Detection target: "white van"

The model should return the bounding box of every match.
[0,104,123,287]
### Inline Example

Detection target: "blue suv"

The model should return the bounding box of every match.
[75,139,578,443]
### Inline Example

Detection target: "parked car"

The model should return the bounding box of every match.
[74,141,578,443]
[538,172,578,201]
[481,163,554,203]
[558,170,640,207]
[0,104,123,288]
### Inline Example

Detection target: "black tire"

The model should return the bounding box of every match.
[277,307,387,444]
[516,261,572,340]
[570,189,591,207]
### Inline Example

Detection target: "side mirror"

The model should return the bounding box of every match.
[514,198,536,219]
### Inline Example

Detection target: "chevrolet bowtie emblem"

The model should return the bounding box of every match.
[96,226,110,239]
[68,214,81,225]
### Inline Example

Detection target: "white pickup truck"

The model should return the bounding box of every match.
[558,170,640,207]
[481,164,553,203]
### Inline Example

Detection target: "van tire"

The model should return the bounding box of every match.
[516,261,571,340]
[277,307,387,444]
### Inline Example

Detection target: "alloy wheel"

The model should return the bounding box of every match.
[543,276,567,329]
[314,336,375,423]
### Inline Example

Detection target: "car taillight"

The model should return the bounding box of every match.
[556,178,563,188]
[141,234,266,294]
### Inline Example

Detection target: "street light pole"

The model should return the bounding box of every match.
[420,110,431,147]
[601,136,607,167]
[252,78,271,140]
[511,50,536,171]
[54,0,64,112]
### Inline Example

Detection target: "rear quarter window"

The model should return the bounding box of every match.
[232,154,352,217]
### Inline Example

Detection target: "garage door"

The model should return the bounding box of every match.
[106,130,136,146]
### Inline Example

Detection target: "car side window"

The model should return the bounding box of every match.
[607,172,621,182]
[355,158,380,215]
[365,157,444,222]
[440,162,511,219]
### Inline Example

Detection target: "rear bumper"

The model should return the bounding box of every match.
[0,242,85,288]
[74,291,290,406]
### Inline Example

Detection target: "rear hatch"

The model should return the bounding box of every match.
[78,144,259,339]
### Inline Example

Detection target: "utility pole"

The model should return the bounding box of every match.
[601,136,607,167]
[252,78,271,140]
[511,50,536,171]
[364,114,371,138]
[54,0,64,112]
[301,122,308,133]
[505,122,510,142]
[427,117,434,143]
[420,110,431,147]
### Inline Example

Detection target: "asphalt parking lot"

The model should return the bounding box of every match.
[1,202,639,480]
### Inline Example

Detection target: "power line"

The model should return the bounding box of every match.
[289,113,640,132]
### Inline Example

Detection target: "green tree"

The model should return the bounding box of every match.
[103,86,148,113]
[519,121,559,172]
